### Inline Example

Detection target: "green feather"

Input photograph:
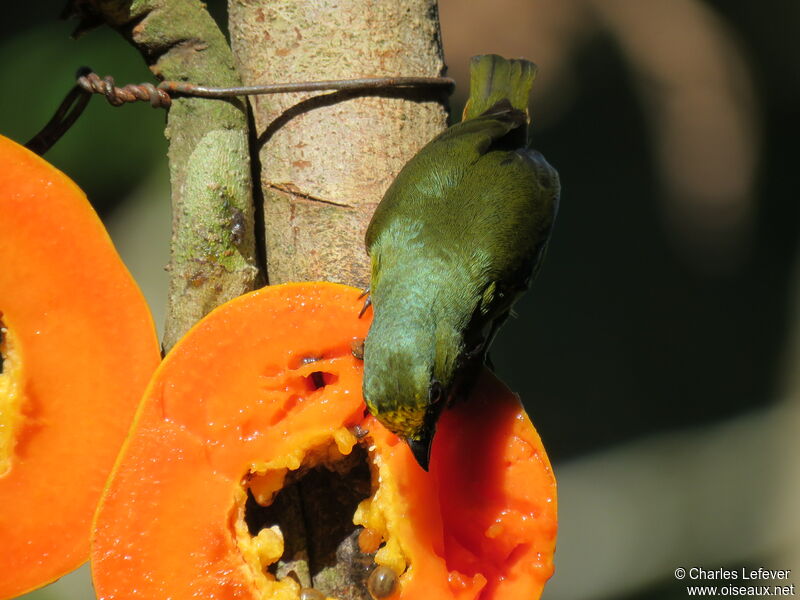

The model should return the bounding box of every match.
[462,54,538,121]
[362,54,559,470]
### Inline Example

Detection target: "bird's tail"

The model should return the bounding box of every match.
[462,54,537,122]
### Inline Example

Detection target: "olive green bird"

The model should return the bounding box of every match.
[362,54,560,471]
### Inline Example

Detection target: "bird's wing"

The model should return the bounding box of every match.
[457,146,560,338]
[365,105,526,252]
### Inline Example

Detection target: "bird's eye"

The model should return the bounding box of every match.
[430,380,443,404]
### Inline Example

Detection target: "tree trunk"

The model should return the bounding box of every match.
[226,1,448,596]
[69,0,261,351]
[228,0,448,288]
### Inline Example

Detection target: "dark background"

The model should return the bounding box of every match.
[2,1,798,599]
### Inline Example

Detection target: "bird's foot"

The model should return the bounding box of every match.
[357,286,371,318]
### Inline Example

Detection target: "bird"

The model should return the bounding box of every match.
[361,54,560,471]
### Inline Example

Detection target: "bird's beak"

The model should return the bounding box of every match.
[406,382,447,471]
[407,432,434,472]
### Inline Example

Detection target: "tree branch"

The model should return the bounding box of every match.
[68,0,260,351]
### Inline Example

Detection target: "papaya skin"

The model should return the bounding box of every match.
[0,135,161,599]
[91,282,557,600]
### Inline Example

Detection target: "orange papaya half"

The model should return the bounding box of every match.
[0,135,161,599]
[91,282,557,600]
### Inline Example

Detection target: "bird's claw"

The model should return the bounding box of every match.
[358,287,372,318]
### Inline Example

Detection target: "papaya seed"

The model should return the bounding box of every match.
[299,587,326,600]
[351,338,365,360]
[367,565,397,598]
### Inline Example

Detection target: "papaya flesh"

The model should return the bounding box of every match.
[91,282,557,600]
[0,135,161,599]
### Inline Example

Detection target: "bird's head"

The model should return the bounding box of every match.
[362,320,459,471]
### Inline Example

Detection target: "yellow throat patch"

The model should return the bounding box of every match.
[372,405,425,440]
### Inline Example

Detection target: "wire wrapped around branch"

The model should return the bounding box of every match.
[27,69,455,155]
[77,72,172,108]
[77,70,455,108]
[159,76,456,97]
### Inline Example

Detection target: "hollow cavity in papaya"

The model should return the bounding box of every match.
[91,282,557,600]
[0,134,161,599]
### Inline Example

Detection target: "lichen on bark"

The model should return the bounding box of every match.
[68,0,260,351]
